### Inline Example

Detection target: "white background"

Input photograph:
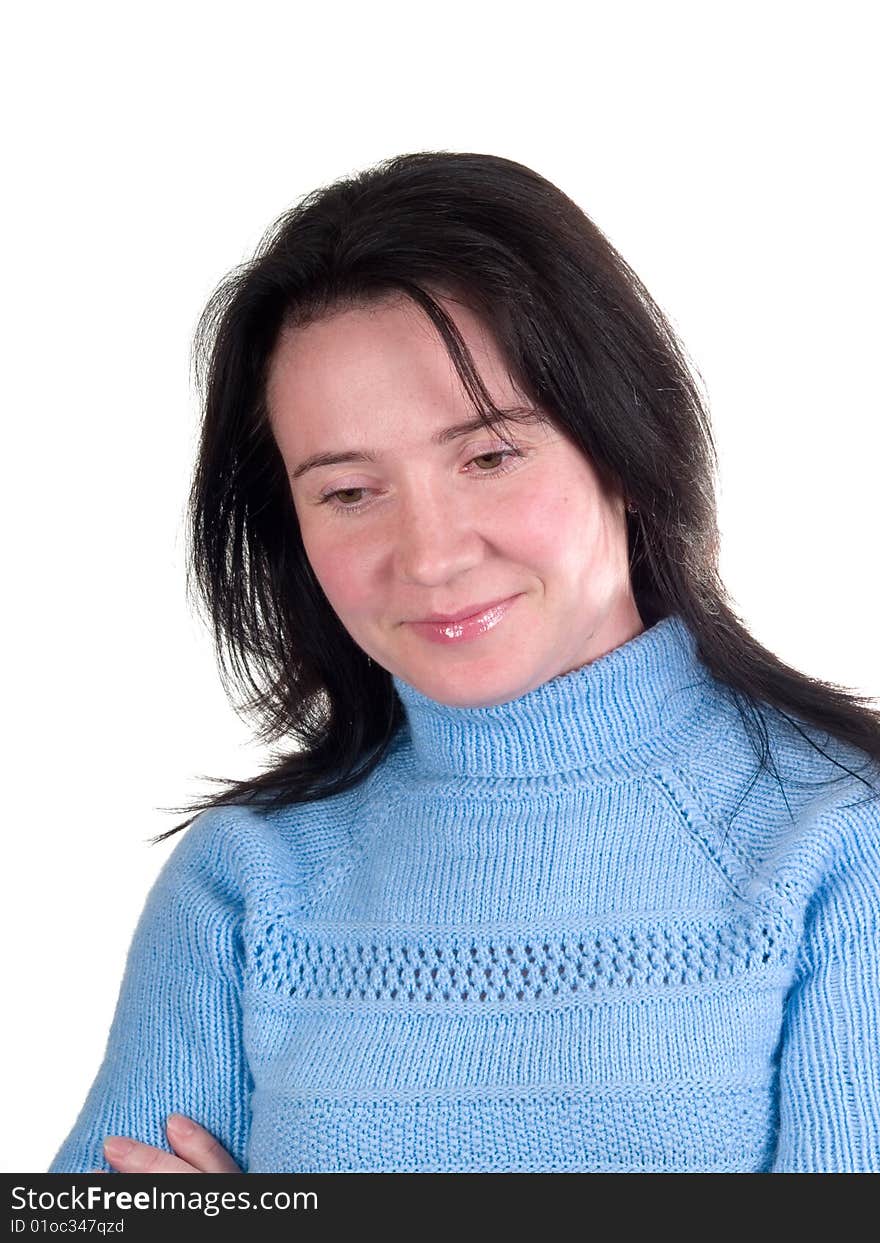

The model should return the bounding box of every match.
[3,1,877,1173]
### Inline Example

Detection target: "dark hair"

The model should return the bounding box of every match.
[151,150,879,845]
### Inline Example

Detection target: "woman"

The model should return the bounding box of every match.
[49,151,880,1174]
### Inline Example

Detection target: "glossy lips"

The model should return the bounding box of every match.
[406,594,523,644]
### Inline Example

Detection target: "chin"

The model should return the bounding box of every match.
[425,668,533,710]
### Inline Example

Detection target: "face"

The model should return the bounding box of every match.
[265,293,644,708]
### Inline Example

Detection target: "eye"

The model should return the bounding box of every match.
[317,446,527,516]
[470,450,511,471]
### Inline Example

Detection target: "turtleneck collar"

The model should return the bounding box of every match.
[390,614,716,779]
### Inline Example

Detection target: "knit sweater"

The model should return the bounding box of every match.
[49,614,880,1173]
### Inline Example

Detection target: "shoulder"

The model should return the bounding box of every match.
[157,738,408,915]
[150,804,255,902]
[135,807,256,973]
[798,768,880,915]
[668,682,880,916]
[742,714,880,914]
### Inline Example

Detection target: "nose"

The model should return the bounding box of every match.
[392,484,483,586]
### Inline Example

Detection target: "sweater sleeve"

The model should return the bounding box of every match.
[770,795,880,1172]
[48,808,252,1173]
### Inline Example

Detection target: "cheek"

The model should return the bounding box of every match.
[500,482,600,569]
[299,522,373,614]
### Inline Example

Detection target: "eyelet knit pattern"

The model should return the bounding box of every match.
[252,914,791,1003]
[49,615,880,1173]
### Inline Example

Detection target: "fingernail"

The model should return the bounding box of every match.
[103,1137,133,1159]
[167,1113,195,1136]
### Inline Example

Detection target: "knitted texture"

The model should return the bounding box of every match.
[48,615,880,1172]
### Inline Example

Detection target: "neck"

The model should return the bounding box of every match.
[390,614,715,780]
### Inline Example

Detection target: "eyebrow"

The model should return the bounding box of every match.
[289,413,521,481]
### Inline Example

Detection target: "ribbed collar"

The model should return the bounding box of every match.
[390,614,714,779]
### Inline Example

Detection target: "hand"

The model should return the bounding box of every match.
[97,1114,242,1173]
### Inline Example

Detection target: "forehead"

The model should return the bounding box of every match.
[265,293,517,443]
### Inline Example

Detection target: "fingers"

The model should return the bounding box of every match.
[103,1136,196,1174]
[164,1114,242,1173]
[101,1116,242,1174]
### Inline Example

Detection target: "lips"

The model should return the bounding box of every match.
[411,595,518,624]
[406,593,523,645]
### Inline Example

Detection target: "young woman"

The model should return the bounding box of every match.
[49,151,880,1174]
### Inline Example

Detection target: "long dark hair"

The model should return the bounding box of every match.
[152,150,879,845]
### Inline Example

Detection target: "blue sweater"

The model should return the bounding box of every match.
[49,615,880,1173]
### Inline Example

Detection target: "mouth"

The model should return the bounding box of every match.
[409,594,521,625]
[404,593,524,645]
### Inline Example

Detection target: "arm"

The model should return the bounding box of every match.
[771,795,880,1172]
[48,808,252,1173]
